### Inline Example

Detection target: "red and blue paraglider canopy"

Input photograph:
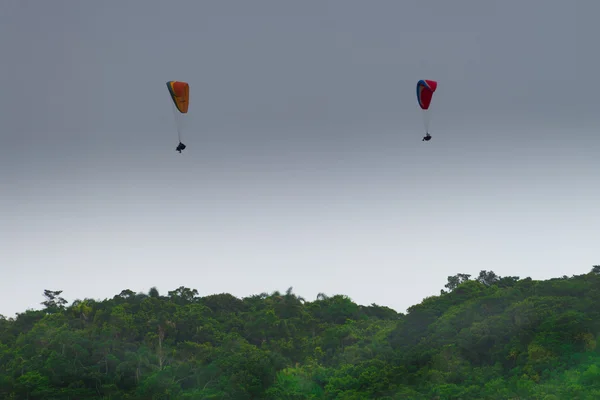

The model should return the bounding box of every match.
[416,79,437,110]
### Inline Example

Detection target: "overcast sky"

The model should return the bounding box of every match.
[1,0,598,318]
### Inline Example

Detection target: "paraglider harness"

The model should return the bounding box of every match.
[422,133,432,142]
[176,142,186,153]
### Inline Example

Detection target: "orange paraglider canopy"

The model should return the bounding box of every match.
[166,81,189,113]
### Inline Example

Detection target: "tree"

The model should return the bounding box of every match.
[168,287,199,305]
[2,272,600,399]
[476,270,500,286]
[444,274,471,291]
[148,287,160,298]
[41,289,68,313]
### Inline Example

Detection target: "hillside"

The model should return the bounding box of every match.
[1,267,600,399]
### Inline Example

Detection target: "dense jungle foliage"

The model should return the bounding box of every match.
[1,266,600,399]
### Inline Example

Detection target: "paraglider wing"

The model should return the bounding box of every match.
[166,81,190,113]
[416,79,437,110]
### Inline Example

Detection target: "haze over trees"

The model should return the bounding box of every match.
[1,266,600,399]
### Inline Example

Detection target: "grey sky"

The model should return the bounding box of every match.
[1,0,598,317]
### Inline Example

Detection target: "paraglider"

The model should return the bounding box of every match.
[166,81,190,153]
[416,79,437,141]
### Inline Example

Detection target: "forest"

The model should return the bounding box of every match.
[1,266,600,399]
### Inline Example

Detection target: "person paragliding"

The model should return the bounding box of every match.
[166,80,190,153]
[416,79,437,142]
[176,142,186,153]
